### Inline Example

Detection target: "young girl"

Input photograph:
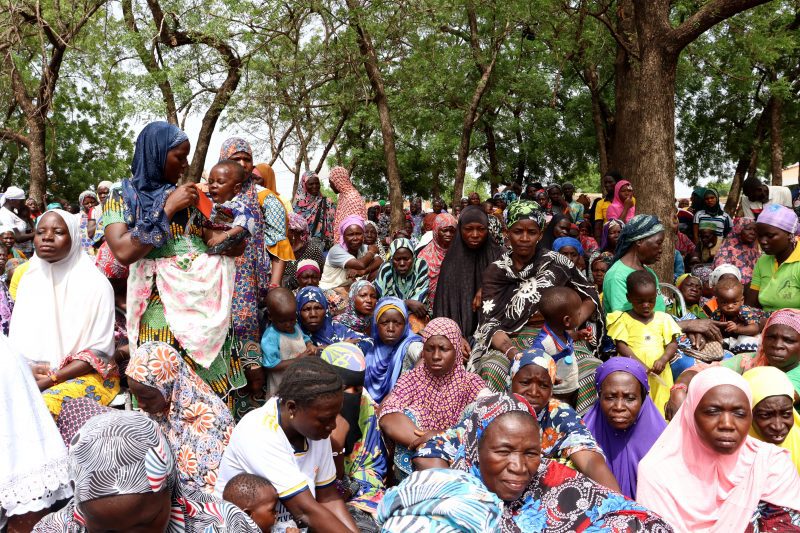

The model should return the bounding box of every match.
[607,270,681,416]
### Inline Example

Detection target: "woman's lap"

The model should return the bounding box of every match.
[43,373,120,420]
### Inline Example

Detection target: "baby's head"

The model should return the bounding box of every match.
[539,286,582,333]
[626,270,658,320]
[208,160,246,204]
[715,277,744,319]
[267,288,298,334]
[222,473,278,532]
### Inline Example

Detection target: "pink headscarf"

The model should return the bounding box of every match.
[338,214,365,248]
[747,308,800,370]
[330,166,367,243]
[605,180,635,223]
[637,366,800,532]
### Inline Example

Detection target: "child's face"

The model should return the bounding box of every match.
[297,269,320,288]
[249,487,279,532]
[271,305,297,334]
[679,277,702,305]
[716,286,743,318]
[245,366,265,396]
[208,168,243,204]
[629,284,657,319]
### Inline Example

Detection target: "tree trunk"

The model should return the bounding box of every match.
[513,105,525,184]
[345,0,404,232]
[769,94,783,185]
[483,119,500,190]
[725,157,749,215]
[586,65,609,176]
[27,121,47,205]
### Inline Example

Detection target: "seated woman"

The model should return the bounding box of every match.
[125,341,235,494]
[414,393,670,532]
[333,279,378,336]
[296,286,372,354]
[599,218,624,254]
[747,203,800,311]
[320,215,382,290]
[364,297,422,403]
[434,206,505,340]
[743,366,800,473]
[10,210,118,419]
[638,367,800,532]
[673,273,709,318]
[34,411,259,532]
[374,238,429,324]
[714,217,759,286]
[469,201,602,393]
[419,348,619,491]
[583,357,667,498]
[215,358,358,532]
[539,212,571,250]
[321,343,387,531]
[283,213,324,290]
[723,309,800,398]
[379,317,486,481]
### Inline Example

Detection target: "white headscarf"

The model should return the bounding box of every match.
[9,210,115,369]
[1,186,25,205]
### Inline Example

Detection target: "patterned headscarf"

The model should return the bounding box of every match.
[254,163,277,192]
[506,200,546,228]
[421,317,464,363]
[330,166,367,243]
[510,347,557,382]
[599,218,625,252]
[751,309,800,369]
[333,279,375,335]
[588,251,614,283]
[296,259,320,277]
[614,214,664,260]
[218,137,252,162]
[122,121,189,246]
[78,190,98,206]
[757,203,799,235]
[288,212,310,245]
[713,217,759,284]
[375,238,429,302]
[126,342,235,494]
[417,214,456,306]
[338,214,365,247]
[321,342,366,387]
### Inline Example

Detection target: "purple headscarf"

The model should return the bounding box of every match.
[338,214,365,247]
[757,203,799,235]
[582,357,666,499]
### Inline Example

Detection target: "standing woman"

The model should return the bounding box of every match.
[77,190,99,255]
[592,172,619,239]
[104,122,244,400]
[10,210,118,419]
[692,188,732,243]
[605,180,636,223]
[417,212,457,310]
[747,204,800,312]
[293,170,336,250]
[713,217,760,285]
[433,205,503,340]
[330,167,367,244]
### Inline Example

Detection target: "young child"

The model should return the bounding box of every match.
[222,473,300,533]
[710,276,763,354]
[205,160,259,251]
[531,286,583,405]
[261,288,315,393]
[607,270,681,416]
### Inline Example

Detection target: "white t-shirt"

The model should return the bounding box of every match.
[741,186,793,218]
[0,207,32,255]
[214,397,337,525]
[319,244,367,289]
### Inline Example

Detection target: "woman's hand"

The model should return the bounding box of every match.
[219,239,246,257]
[678,318,723,345]
[409,428,440,450]
[405,299,427,318]
[471,289,482,312]
[624,196,635,209]
[164,184,199,219]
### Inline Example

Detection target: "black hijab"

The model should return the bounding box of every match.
[540,213,570,251]
[433,206,504,338]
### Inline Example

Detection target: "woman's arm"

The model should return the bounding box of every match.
[745,287,760,308]
[379,412,422,448]
[489,330,519,360]
[569,450,621,492]
[35,361,93,391]
[316,485,359,532]
[343,249,377,270]
[577,297,597,325]
[282,489,355,533]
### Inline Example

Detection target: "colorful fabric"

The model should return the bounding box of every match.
[126,341,235,494]
[121,121,189,246]
[469,248,603,375]
[694,209,733,238]
[751,244,800,312]
[0,281,11,336]
[552,236,583,256]
[757,202,798,234]
[613,214,663,260]
[330,167,367,243]
[218,137,252,160]
[637,367,800,533]
[34,410,259,532]
[377,469,501,532]
[375,238,429,303]
[41,369,120,421]
[510,347,557,382]
[379,319,485,432]
[506,200,546,228]
[258,188,293,260]
[292,170,335,245]
[606,180,635,223]
[55,397,110,446]
[743,366,800,474]
[747,309,800,385]
[296,286,370,353]
[94,241,129,279]
[583,357,667,499]
[365,297,422,403]
[333,279,375,335]
[603,262,667,314]
[417,213,456,309]
[416,393,667,532]
[336,214,365,247]
[676,230,696,255]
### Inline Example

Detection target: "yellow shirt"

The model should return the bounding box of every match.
[9,260,30,300]
[607,310,681,416]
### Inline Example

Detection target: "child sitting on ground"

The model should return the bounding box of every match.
[607,270,681,416]
[710,276,763,354]
[222,473,300,533]
[261,288,315,393]
[531,286,583,406]
[204,160,259,251]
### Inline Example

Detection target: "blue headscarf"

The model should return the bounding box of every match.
[296,287,371,354]
[364,297,422,403]
[553,236,584,256]
[121,122,189,246]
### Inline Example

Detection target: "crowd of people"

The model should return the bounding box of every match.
[2,120,800,532]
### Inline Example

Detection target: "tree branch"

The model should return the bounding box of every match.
[0,128,31,147]
[669,0,774,52]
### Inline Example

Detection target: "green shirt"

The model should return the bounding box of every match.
[751,245,800,313]
[602,261,666,314]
